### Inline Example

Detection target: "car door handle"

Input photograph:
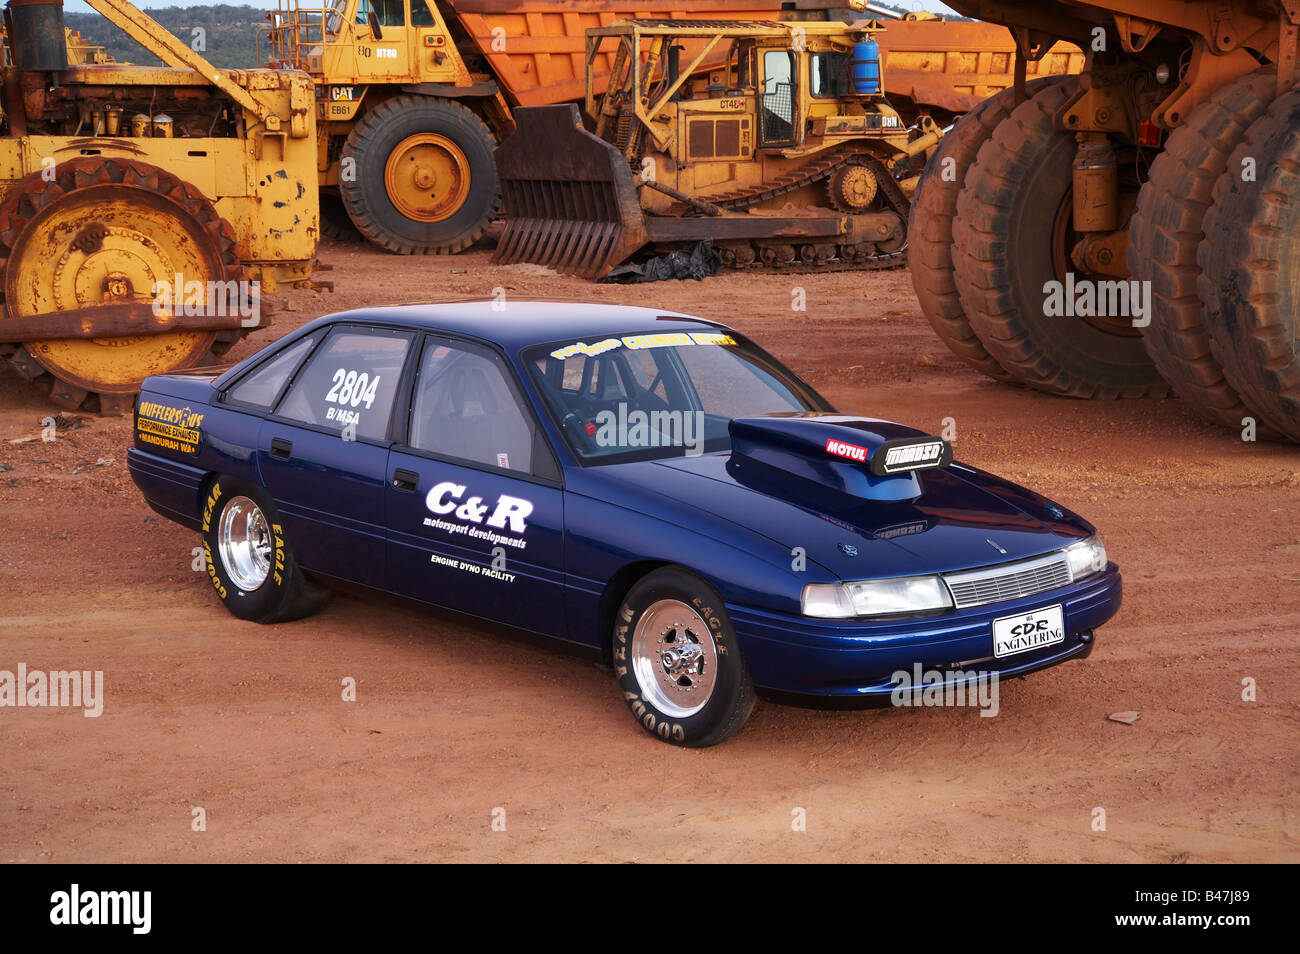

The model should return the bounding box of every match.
[270,437,293,461]
[391,468,419,492]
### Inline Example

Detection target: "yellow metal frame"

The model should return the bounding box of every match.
[585,19,898,161]
[263,0,471,89]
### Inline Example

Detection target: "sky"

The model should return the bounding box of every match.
[62,1,966,17]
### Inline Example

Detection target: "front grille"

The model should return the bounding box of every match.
[943,552,1072,609]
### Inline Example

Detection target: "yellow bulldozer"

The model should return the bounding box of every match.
[0,0,319,414]
[493,17,947,279]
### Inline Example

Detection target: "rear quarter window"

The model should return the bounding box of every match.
[275,328,412,440]
[225,334,317,410]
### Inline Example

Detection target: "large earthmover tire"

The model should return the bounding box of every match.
[0,158,248,412]
[908,76,1067,380]
[1197,89,1300,443]
[951,79,1168,398]
[340,95,499,255]
[319,191,362,243]
[1127,70,1279,434]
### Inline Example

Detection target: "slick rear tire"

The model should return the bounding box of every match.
[908,76,1066,380]
[200,476,331,623]
[951,79,1168,398]
[1197,89,1300,443]
[1127,69,1280,434]
[341,95,499,255]
[614,567,755,747]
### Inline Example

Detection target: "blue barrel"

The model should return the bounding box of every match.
[851,39,881,95]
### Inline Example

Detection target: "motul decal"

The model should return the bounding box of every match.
[825,438,869,463]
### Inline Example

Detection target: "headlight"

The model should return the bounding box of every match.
[1064,533,1107,581]
[802,575,953,619]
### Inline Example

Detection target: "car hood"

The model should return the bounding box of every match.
[584,414,1093,581]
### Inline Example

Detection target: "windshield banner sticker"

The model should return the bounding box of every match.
[550,331,737,360]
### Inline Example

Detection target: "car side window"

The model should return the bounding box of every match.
[225,334,317,410]
[408,337,535,474]
[275,328,412,441]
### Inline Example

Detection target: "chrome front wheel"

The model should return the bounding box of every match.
[630,598,718,719]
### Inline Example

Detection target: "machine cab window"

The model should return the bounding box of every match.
[810,51,852,99]
[356,0,405,28]
[726,41,757,91]
[410,0,438,28]
[761,49,796,144]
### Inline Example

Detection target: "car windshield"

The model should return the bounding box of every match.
[524,329,826,464]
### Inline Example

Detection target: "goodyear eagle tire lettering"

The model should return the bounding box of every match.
[614,567,755,747]
[200,476,330,624]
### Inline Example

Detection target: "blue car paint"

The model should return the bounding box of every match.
[128,301,1122,698]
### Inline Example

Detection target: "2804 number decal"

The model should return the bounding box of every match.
[325,368,381,409]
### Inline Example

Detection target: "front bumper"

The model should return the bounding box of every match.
[730,564,1121,698]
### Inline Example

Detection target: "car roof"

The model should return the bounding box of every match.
[302,299,726,351]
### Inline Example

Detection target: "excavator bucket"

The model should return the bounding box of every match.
[494,105,648,280]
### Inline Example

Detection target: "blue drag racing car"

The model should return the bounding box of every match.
[129,301,1121,746]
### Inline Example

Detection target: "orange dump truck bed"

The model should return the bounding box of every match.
[868,19,1083,114]
[450,1,784,106]
[447,2,1081,114]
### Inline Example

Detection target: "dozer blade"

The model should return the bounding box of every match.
[494,104,648,280]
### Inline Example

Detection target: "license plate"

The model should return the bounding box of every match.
[993,604,1065,658]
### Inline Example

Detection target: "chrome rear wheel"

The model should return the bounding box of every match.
[218,495,272,592]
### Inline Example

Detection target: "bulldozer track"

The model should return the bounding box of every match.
[695,146,862,209]
[690,146,912,219]
[728,249,906,273]
[682,148,911,272]
[621,240,905,281]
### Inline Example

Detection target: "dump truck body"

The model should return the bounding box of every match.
[906,0,1300,442]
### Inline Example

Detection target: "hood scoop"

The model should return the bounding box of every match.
[728,414,952,502]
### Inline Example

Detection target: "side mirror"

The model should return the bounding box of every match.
[368,10,383,41]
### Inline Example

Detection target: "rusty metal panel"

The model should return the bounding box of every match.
[688,118,716,158]
[494,103,649,278]
[876,20,1083,114]
[715,117,741,155]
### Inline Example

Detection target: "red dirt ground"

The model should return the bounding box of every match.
[2,237,1297,862]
